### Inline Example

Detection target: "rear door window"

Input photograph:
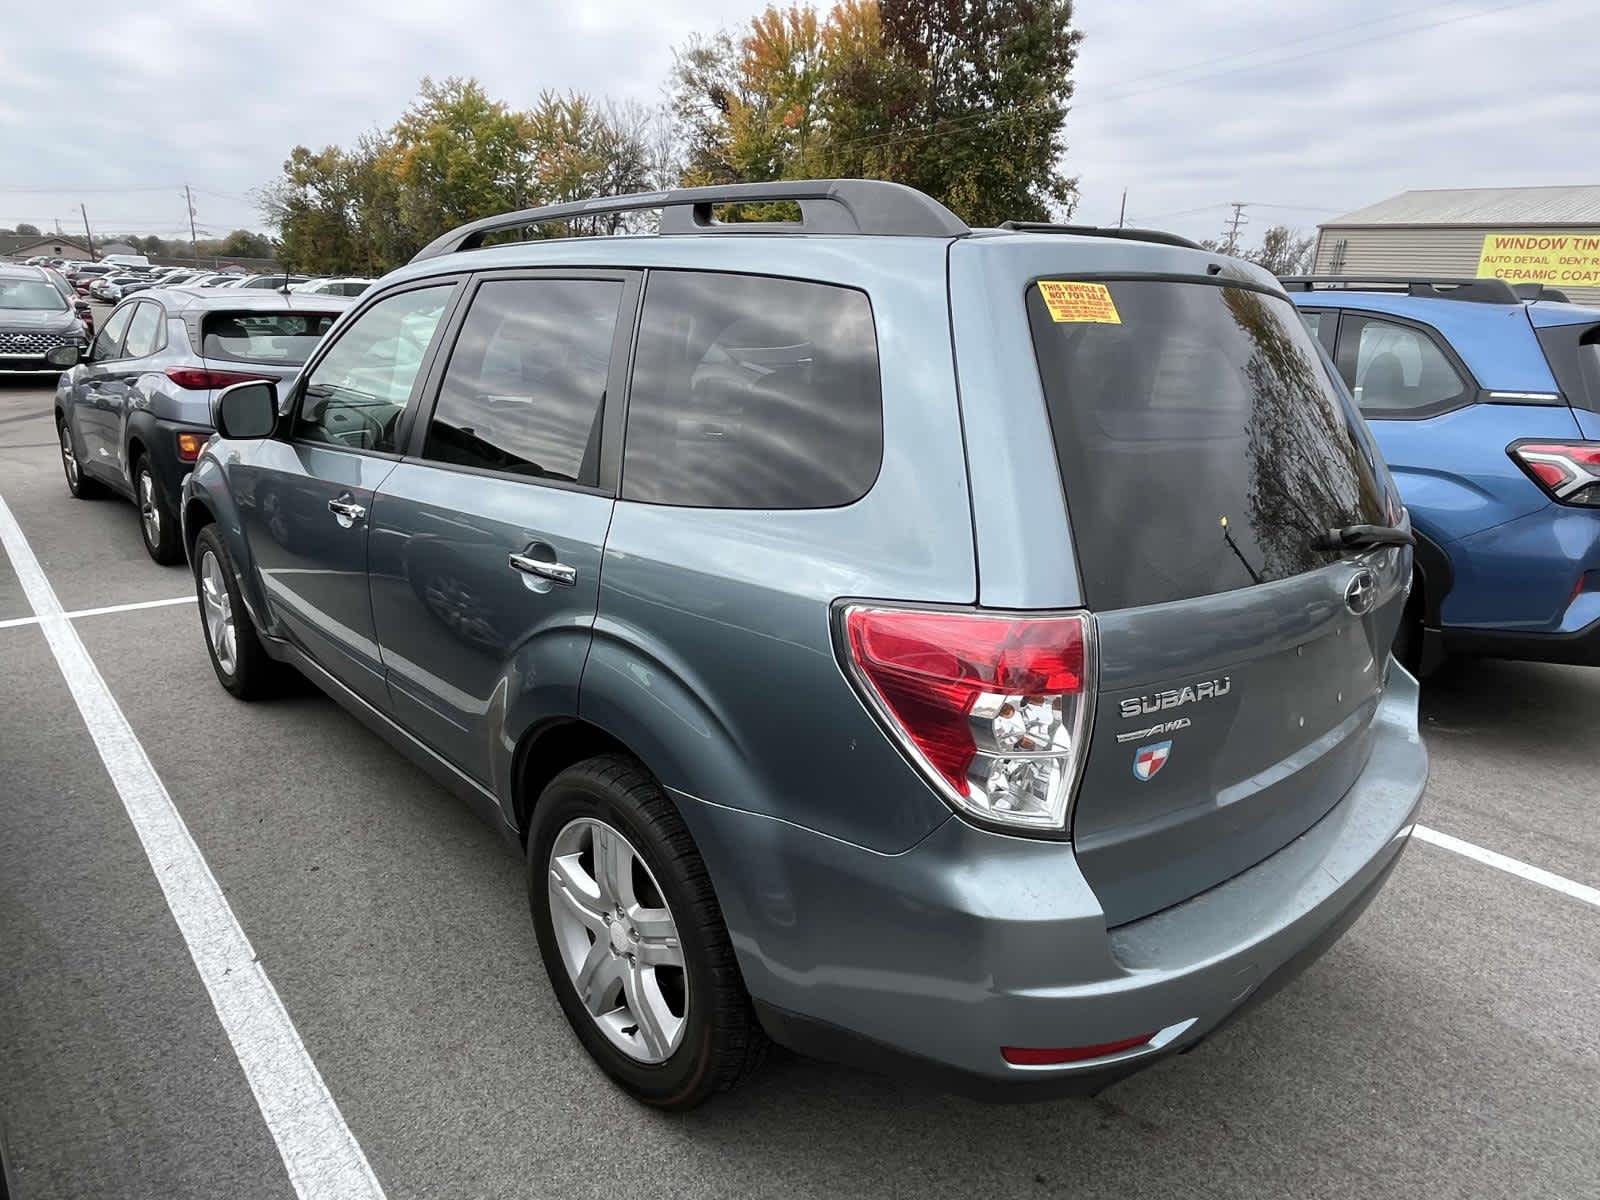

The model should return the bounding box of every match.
[621,270,882,508]
[203,312,340,365]
[422,277,623,485]
[1338,314,1471,415]
[1027,278,1386,612]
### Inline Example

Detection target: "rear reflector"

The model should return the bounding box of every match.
[840,606,1094,832]
[1002,1034,1156,1066]
[165,367,270,391]
[1510,441,1600,506]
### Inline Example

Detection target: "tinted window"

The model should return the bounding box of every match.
[297,286,451,453]
[1343,315,1469,414]
[92,304,135,360]
[622,271,881,508]
[122,302,163,358]
[423,278,621,484]
[203,312,340,365]
[1028,279,1386,611]
[1299,310,1323,337]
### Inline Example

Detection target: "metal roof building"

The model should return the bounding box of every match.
[1313,185,1600,304]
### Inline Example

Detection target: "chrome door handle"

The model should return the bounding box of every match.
[327,496,366,527]
[508,551,576,586]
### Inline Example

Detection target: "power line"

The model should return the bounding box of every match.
[830,0,1562,157]
[1097,0,1561,103]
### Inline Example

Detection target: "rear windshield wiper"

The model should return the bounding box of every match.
[1310,524,1415,553]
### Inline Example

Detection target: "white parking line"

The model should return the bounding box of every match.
[0,495,387,1200]
[0,594,192,630]
[1414,824,1600,910]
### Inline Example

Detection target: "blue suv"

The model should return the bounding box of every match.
[1286,277,1600,671]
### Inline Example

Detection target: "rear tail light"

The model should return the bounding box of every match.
[840,605,1095,832]
[1510,441,1600,506]
[175,431,208,462]
[164,367,270,391]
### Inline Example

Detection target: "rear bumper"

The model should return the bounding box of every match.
[674,667,1427,1099]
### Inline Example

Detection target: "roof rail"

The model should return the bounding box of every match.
[410,179,970,262]
[1510,282,1572,303]
[997,221,1205,251]
[1279,275,1522,305]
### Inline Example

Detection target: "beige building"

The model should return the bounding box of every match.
[1313,185,1600,305]
[0,234,94,262]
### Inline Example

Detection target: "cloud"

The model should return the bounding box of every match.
[1,0,1592,247]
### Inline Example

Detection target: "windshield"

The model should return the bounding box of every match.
[1028,277,1387,611]
[202,311,340,365]
[0,279,68,311]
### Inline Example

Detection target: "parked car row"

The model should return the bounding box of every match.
[51,286,352,562]
[30,179,1594,1114]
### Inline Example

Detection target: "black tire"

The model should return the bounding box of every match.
[192,523,280,700]
[528,754,768,1109]
[134,455,184,565]
[57,416,107,499]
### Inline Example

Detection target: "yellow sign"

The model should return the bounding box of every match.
[1037,281,1121,324]
[1476,232,1600,288]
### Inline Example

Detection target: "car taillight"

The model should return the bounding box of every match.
[164,367,270,391]
[840,605,1095,832]
[1509,441,1600,506]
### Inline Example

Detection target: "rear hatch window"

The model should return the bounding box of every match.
[1026,276,1402,926]
[1027,278,1386,611]
[202,311,339,366]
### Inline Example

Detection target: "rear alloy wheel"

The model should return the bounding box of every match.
[58,419,105,499]
[135,458,183,565]
[548,817,688,1064]
[528,755,768,1109]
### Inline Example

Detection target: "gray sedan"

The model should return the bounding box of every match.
[53,288,352,563]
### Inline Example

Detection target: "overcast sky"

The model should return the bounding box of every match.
[2,0,1594,248]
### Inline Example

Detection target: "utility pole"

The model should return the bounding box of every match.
[183,184,199,261]
[80,203,96,260]
[1223,201,1249,255]
[1117,188,1127,229]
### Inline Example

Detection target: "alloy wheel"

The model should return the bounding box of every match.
[59,424,78,489]
[138,469,160,547]
[199,549,237,676]
[547,817,688,1064]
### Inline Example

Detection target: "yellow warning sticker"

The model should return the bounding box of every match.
[1037,281,1121,324]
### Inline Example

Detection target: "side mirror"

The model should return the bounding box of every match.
[45,344,81,368]
[74,300,90,316]
[213,380,279,439]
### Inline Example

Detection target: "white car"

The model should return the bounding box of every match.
[288,277,373,297]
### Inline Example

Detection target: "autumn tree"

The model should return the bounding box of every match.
[669,0,1081,225]
[262,77,659,273]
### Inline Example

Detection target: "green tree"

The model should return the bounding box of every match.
[14,222,40,236]
[877,0,1081,224]
[219,229,276,259]
[379,76,539,256]
[668,0,1081,225]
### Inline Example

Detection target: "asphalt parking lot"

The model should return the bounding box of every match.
[2,358,1597,1199]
